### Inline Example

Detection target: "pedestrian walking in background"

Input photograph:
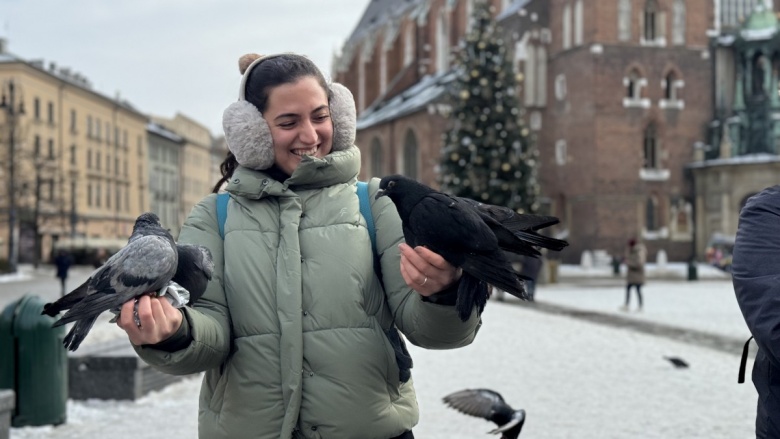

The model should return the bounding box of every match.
[54,249,73,296]
[733,185,780,438]
[621,238,646,312]
[519,255,542,301]
[115,52,481,439]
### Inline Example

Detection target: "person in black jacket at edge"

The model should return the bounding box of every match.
[733,185,780,439]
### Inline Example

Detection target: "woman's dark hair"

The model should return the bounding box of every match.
[212,54,331,193]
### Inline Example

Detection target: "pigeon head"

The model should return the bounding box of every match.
[134,212,162,228]
[376,174,432,201]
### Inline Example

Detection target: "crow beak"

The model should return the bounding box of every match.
[375,189,386,200]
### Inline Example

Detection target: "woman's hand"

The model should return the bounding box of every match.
[116,294,183,346]
[399,243,462,296]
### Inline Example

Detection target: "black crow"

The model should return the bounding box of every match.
[42,212,178,351]
[664,356,690,368]
[459,198,568,257]
[377,175,527,321]
[443,388,526,439]
[171,243,214,305]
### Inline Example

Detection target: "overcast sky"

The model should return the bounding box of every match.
[1,0,371,136]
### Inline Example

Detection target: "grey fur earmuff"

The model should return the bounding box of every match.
[222,53,357,171]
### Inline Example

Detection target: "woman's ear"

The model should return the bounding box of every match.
[329,82,356,151]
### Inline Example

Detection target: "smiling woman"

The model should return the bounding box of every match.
[117,51,482,439]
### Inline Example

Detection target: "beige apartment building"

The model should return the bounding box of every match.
[0,46,149,264]
[149,113,213,224]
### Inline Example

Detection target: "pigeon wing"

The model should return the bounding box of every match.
[55,235,177,325]
[444,389,518,429]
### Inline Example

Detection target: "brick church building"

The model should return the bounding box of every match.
[333,0,779,263]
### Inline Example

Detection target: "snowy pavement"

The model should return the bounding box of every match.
[8,271,757,439]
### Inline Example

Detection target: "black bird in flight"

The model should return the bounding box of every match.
[443,388,526,439]
[42,212,180,351]
[664,356,690,368]
[377,175,565,321]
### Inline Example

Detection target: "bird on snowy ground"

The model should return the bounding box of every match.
[664,356,690,368]
[41,212,180,351]
[376,174,565,321]
[443,388,526,439]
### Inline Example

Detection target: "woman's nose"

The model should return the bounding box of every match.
[299,120,319,144]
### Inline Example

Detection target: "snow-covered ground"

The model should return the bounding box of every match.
[9,272,756,439]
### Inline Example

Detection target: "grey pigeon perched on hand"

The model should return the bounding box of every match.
[443,388,526,439]
[42,212,178,351]
[377,175,528,321]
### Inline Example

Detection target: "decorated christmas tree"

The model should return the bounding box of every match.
[438,0,539,213]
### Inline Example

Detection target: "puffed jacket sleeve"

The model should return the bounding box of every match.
[733,185,780,369]
[367,178,481,349]
[132,194,232,375]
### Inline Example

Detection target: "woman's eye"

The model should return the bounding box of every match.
[314,114,331,122]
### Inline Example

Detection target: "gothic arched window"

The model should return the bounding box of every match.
[618,0,632,41]
[402,129,419,179]
[370,137,383,178]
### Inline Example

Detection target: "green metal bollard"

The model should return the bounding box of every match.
[687,260,699,281]
[0,295,67,427]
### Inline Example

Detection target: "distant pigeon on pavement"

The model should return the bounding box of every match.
[664,356,690,368]
[443,388,526,438]
[42,212,179,351]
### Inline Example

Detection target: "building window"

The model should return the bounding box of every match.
[574,0,584,46]
[34,98,40,120]
[96,183,101,208]
[643,123,659,169]
[536,48,547,107]
[34,135,40,156]
[379,47,387,96]
[87,149,92,168]
[555,140,567,165]
[642,0,665,45]
[672,0,686,45]
[403,24,415,66]
[522,40,535,106]
[96,119,101,141]
[47,102,54,124]
[106,182,111,209]
[87,183,92,207]
[70,109,76,132]
[562,3,572,49]
[48,139,54,159]
[402,129,419,179]
[96,151,101,170]
[623,68,650,108]
[106,122,111,144]
[618,0,632,41]
[70,144,76,165]
[660,71,685,109]
[645,196,660,231]
[87,115,92,138]
[370,138,383,178]
[436,8,450,72]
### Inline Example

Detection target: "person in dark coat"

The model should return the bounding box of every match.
[621,238,646,311]
[519,255,543,301]
[54,249,73,296]
[733,185,780,438]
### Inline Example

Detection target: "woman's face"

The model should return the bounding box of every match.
[264,76,333,176]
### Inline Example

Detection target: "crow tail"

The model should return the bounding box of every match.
[62,315,98,352]
[456,274,490,322]
[462,254,527,301]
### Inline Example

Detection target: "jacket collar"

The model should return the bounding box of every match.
[226,146,361,199]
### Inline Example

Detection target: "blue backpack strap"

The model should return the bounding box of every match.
[216,193,229,239]
[356,181,376,254]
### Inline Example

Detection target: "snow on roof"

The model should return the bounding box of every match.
[356,70,455,130]
[147,122,184,143]
[688,153,780,168]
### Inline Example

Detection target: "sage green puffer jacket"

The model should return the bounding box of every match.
[134,147,481,439]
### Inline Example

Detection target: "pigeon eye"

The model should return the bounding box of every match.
[388,181,396,189]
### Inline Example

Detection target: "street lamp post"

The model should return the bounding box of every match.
[1,79,24,273]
